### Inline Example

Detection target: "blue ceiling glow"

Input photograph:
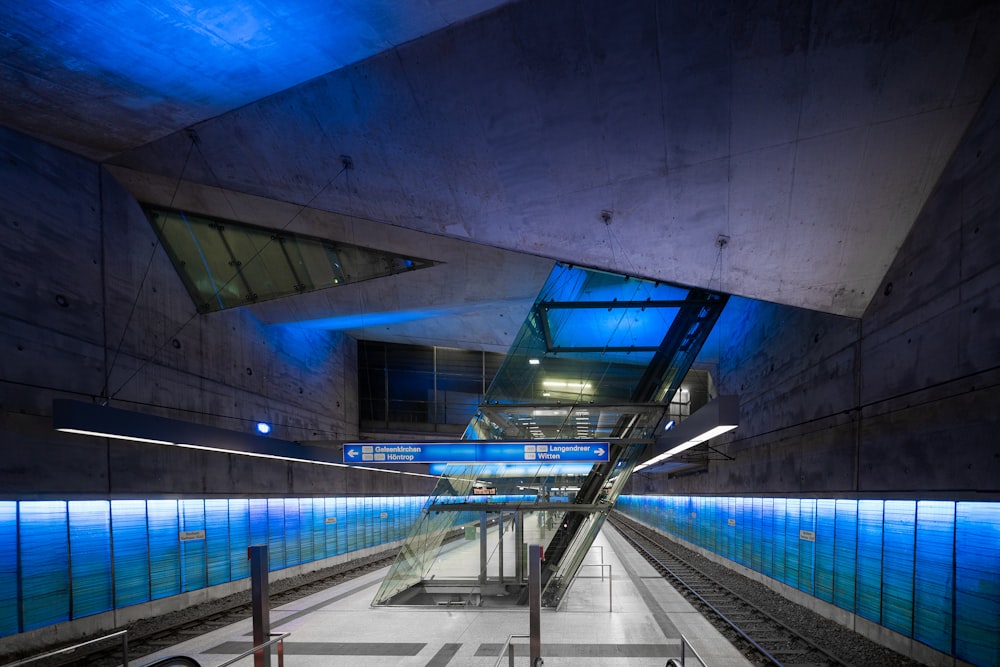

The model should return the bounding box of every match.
[25,1,391,110]
[294,307,463,330]
[264,324,338,370]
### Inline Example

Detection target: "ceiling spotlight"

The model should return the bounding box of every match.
[255,422,272,435]
[663,419,676,431]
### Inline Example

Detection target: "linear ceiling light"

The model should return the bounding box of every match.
[633,395,738,472]
[53,399,439,480]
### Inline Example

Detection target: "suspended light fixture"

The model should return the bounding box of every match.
[634,395,738,472]
[52,399,438,479]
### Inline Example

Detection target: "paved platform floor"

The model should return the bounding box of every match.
[136,523,751,666]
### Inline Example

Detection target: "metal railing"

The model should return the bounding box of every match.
[1,629,129,667]
[215,632,290,667]
[493,633,529,667]
[666,633,708,667]
[588,545,604,565]
[576,563,613,611]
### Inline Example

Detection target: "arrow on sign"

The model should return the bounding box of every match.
[594,448,605,456]
[346,448,359,458]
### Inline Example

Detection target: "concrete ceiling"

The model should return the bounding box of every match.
[3,0,1000,350]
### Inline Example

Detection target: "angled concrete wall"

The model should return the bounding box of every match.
[0,126,434,498]
[634,74,1000,500]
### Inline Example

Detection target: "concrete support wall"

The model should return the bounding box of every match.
[0,126,433,498]
[634,75,1000,499]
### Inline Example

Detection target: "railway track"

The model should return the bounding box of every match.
[609,513,852,667]
[6,550,398,667]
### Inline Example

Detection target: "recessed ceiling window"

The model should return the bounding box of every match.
[143,205,438,313]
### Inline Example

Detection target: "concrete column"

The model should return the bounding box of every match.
[249,545,271,667]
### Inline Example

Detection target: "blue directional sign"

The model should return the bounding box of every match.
[342,441,610,465]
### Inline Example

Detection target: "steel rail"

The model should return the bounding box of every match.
[610,514,852,667]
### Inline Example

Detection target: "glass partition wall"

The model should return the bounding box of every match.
[372,263,728,607]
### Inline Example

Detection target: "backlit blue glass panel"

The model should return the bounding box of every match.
[284,499,301,567]
[205,499,230,586]
[267,499,286,570]
[249,499,268,550]
[761,498,774,579]
[148,500,179,600]
[798,499,816,595]
[784,499,800,589]
[856,500,884,623]
[955,502,1000,667]
[363,498,376,549]
[180,500,206,592]
[0,503,18,636]
[914,501,954,653]
[229,499,250,580]
[68,501,112,619]
[299,498,314,563]
[718,497,730,561]
[881,501,915,636]
[336,498,348,555]
[347,498,360,553]
[751,498,763,572]
[111,500,150,607]
[773,498,786,583]
[833,499,857,611]
[814,499,835,603]
[19,501,69,630]
[324,498,338,556]
[738,497,751,566]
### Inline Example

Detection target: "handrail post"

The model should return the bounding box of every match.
[122,631,129,667]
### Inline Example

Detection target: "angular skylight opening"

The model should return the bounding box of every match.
[143,205,439,313]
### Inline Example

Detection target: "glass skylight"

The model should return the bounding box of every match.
[143,205,438,313]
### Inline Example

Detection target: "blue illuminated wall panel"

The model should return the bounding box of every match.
[0,503,18,637]
[798,499,816,596]
[19,502,70,631]
[111,500,150,608]
[299,499,314,565]
[833,499,857,611]
[814,499,835,604]
[784,498,800,589]
[617,496,1000,667]
[205,499,230,586]
[284,499,301,568]
[229,499,250,581]
[68,501,113,619]
[0,495,426,640]
[856,499,884,623]
[881,501,916,636]
[914,501,954,654]
[267,499,286,571]
[148,500,179,600]
[180,500,207,592]
[955,502,1000,667]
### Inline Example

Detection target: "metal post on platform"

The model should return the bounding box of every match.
[515,512,524,583]
[528,544,543,666]
[498,512,505,583]
[249,545,271,667]
[480,511,488,585]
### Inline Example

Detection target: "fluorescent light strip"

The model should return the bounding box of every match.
[541,380,592,390]
[634,424,737,471]
[59,428,440,480]
[57,428,174,447]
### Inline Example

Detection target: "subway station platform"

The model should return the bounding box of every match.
[135,523,751,666]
